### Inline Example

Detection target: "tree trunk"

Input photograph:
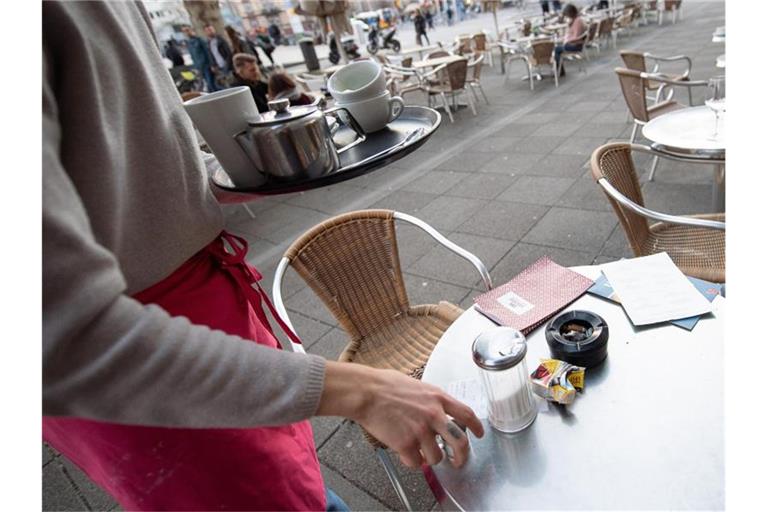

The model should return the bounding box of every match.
[182,0,230,45]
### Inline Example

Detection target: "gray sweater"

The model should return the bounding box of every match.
[43,1,326,428]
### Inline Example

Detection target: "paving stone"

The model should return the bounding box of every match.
[60,457,118,512]
[318,422,436,511]
[522,207,617,253]
[321,464,390,512]
[590,110,633,124]
[552,136,609,157]
[371,190,439,216]
[580,122,628,138]
[43,462,88,511]
[431,150,498,172]
[353,165,422,191]
[566,100,613,112]
[468,135,525,153]
[401,170,471,195]
[492,122,542,137]
[417,196,487,231]
[234,203,330,245]
[403,273,472,307]
[273,310,334,349]
[557,177,615,212]
[530,122,584,137]
[510,135,567,154]
[523,153,587,178]
[456,201,548,241]
[497,176,576,205]
[312,417,346,450]
[393,223,441,269]
[516,112,561,124]
[308,327,351,361]
[407,232,511,288]
[599,224,635,259]
[479,152,543,174]
[490,242,595,286]
[285,286,339,326]
[284,183,369,214]
[44,443,54,467]
[445,172,517,200]
[642,181,714,215]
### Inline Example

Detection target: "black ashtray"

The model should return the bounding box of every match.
[545,310,609,368]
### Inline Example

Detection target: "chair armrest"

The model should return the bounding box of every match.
[597,179,725,230]
[419,63,449,79]
[271,257,306,354]
[645,53,692,78]
[641,72,707,88]
[393,212,493,291]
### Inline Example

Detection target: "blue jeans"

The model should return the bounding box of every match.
[200,66,218,92]
[326,488,350,512]
[555,43,583,66]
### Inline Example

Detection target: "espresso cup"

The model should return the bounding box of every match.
[183,86,265,187]
[328,60,387,103]
[335,91,404,133]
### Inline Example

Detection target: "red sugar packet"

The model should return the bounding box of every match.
[473,257,594,334]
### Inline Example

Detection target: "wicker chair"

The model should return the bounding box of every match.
[644,0,661,25]
[525,39,559,91]
[583,20,601,58]
[620,50,693,104]
[425,59,477,122]
[272,209,491,511]
[472,31,494,66]
[615,66,707,179]
[597,16,616,49]
[661,0,682,25]
[591,143,725,283]
[466,52,489,105]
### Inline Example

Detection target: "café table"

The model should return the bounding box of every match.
[421,264,724,511]
[642,105,725,212]
[399,43,442,60]
[712,26,725,43]
[411,54,467,70]
[716,53,725,69]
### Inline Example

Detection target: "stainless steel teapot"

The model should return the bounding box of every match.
[233,99,366,181]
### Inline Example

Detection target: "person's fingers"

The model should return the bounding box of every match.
[418,434,445,466]
[434,418,470,468]
[397,443,425,469]
[440,394,485,439]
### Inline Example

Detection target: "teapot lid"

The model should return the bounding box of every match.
[246,99,317,126]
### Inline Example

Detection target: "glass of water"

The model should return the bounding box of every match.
[705,76,726,140]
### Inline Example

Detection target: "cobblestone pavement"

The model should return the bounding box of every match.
[44,2,725,510]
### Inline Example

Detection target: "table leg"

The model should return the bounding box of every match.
[499,46,506,74]
[713,163,725,212]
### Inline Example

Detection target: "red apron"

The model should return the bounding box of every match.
[43,232,326,511]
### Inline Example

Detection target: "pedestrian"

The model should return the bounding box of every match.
[414,9,430,46]
[164,38,184,67]
[426,9,434,30]
[181,25,218,92]
[225,25,262,67]
[268,72,315,107]
[204,24,233,84]
[554,3,586,76]
[446,4,454,25]
[552,0,563,12]
[254,27,277,66]
[268,20,282,46]
[598,0,609,8]
[231,53,270,113]
[540,0,551,15]
[43,2,484,511]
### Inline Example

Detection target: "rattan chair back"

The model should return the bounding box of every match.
[615,67,649,122]
[401,56,413,67]
[529,39,555,66]
[590,144,651,255]
[426,49,450,59]
[469,52,484,80]
[444,59,469,90]
[283,210,410,342]
[598,16,614,37]
[664,0,676,9]
[472,32,487,51]
[522,20,532,36]
[620,50,646,72]
[586,20,599,44]
[648,0,658,9]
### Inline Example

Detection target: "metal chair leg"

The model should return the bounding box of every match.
[469,84,479,104]
[377,448,414,512]
[630,122,639,142]
[478,83,490,105]
[441,92,454,123]
[466,88,477,115]
[648,155,660,181]
[553,62,559,88]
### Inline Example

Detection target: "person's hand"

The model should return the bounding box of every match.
[317,362,484,469]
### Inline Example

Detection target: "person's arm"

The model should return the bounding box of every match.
[42,57,326,429]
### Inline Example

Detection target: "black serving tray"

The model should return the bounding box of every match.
[210,106,441,195]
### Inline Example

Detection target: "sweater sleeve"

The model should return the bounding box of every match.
[42,53,327,429]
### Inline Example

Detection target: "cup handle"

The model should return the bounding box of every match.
[324,106,367,154]
[388,96,405,123]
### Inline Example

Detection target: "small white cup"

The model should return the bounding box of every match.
[328,60,387,103]
[336,91,404,133]
[183,87,265,187]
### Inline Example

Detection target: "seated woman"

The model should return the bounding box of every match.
[267,72,315,107]
[231,53,269,112]
[554,3,586,76]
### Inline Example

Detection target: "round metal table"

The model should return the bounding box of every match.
[716,53,725,69]
[642,106,725,212]
[422,265,724,511]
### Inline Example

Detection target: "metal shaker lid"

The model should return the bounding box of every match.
[472,327,527,371]
[246,99,317,126]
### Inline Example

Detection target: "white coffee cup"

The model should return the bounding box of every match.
[328,60,387,103]
[336,91,404,133]
[183,86,265,187]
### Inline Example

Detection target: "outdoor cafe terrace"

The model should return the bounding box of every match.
[43,1,725,510]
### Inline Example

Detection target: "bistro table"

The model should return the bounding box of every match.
[642,105,725,212]
[422,264,724,510]
[398,43,442,60]
[411,54,467,70]
[716,53,725,69]
[712,25,725,43]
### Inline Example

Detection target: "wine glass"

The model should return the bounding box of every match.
[705,76,726,140]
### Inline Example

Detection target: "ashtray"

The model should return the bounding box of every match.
[544,310,609,368]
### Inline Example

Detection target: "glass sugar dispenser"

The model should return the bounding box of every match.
[472,327,538,433]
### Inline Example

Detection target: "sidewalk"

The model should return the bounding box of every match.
[44,2,725,510]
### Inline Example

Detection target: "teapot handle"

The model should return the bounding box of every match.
[323,106,367,154]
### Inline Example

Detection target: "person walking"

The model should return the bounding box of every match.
[181,25,218,92]
[414,9,430,46]
[164,39,185,67]
[225,25,262,67]
[204,24,233,85]
[540,0,551,15]
[446,3,454,25]
[43,2,483,511]
[552,0,563,12]
[268,21,282,46]
[254,28,277,67]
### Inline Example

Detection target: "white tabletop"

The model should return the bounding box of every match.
[642,105,725,157]
[716,53,725,69]
[422,265,724,510]
[411,54,467,70]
